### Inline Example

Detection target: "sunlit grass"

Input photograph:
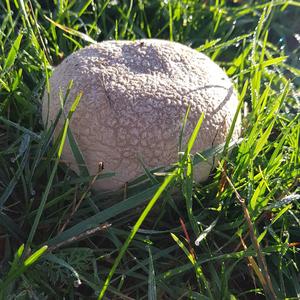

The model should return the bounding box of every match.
[0,0,299,299]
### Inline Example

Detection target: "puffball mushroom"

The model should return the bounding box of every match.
[42,39,240,191]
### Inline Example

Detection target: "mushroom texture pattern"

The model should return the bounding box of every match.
[42,39,241,191]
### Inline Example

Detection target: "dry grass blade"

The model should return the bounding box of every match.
[44,15,97,44]
[217,161,277,299]
[58,163,104,233]
[48,223,111,252]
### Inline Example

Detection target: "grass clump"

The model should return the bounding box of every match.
[0,0,299,299]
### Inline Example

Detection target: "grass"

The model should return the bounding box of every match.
[0,0,299,299]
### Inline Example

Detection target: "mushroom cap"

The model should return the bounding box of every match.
[42,39,240,190]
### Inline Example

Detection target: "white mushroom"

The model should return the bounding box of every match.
[42,39,241,191]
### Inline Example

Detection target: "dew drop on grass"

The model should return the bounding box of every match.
[74,279,82,288]
[109,0,119,6]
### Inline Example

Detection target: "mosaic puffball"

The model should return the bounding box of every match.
[42,39,240,190]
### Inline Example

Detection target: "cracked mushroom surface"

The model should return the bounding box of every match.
[42,39,241,191]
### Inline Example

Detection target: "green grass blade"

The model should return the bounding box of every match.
[24,245,48,267]
[186,113,205,156]
[47,184,159,246]
[98,172,176,300]
[3,32,23,70]
[0,245,47,296]
[147,245,157,300]
[0,145,30,208]
[67,128,89,177]
[26,92,82,247]
[44,15,97,44]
